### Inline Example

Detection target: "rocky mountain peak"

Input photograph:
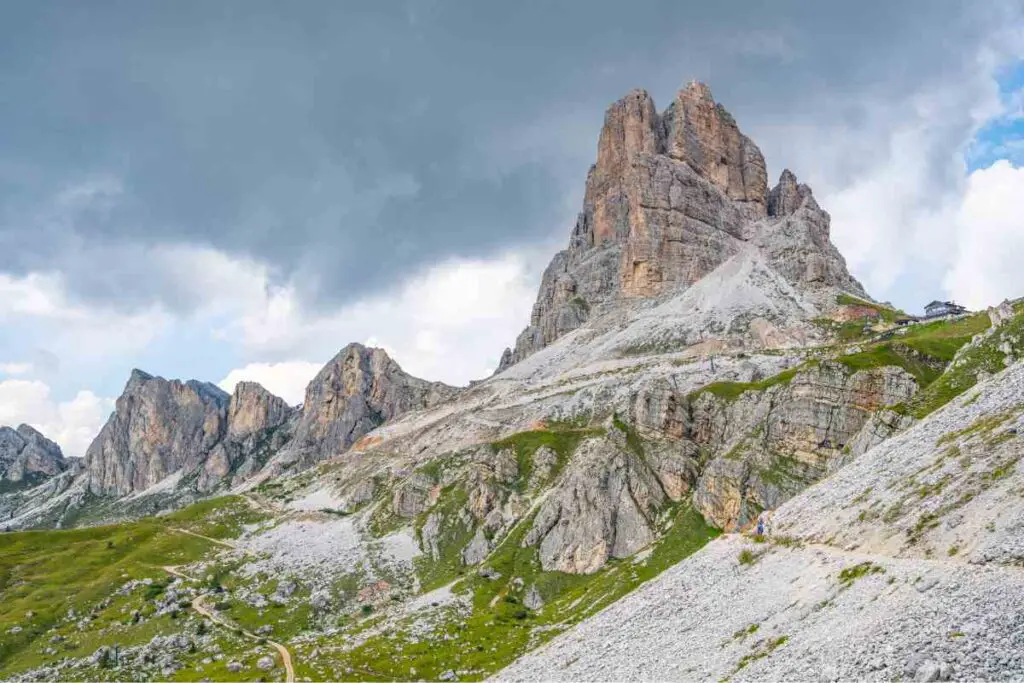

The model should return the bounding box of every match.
[768,168,817,218]
[662,81,768,211]
[500,81,866,371]
[0,424,66,484]
[279,343,460,465]
[84,370,232,496]
[226,381,294,441]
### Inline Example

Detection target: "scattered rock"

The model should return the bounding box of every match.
[524,586,544,610]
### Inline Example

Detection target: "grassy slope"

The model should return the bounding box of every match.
[0,496,266,678]
[902,310,1024,418]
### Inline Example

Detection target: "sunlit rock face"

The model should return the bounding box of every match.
[500,82,865,371]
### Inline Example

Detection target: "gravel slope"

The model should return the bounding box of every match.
[497,361,1024,682]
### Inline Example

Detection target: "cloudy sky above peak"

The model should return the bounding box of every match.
[1,0,1023,457]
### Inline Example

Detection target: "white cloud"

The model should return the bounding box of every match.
[215,250,542,385]
[0,379,113,458]
[218,361,322,405]
[0,362,32,376]
[0,271,170,359]
[944,160,1024,308]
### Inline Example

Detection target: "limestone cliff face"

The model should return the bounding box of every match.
[227,381,294,441]
[84,370,232,496]
[523,429,680,574]
[630,361,919,530]
[0,424,66,485]
[84,371,298,497]
[282,343,461,464]
[501,82,865,370]
[196,382,296,493]
[83,345,459,497]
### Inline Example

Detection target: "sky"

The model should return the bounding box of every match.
[1,0,1023,457]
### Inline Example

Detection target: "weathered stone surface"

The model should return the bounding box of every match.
[528,446,558,489]
[524,433,666,574]
[83,370,301,496]
[523,585,544,610]
[662,81,767,213]
[283,343,460,463]
[84,370,231,496]
[757,170,867,304]
[499,83,866,372]
[687,361,919,529]
[0,424,66,484]
[227,381,293,442]
[392,473,439,518]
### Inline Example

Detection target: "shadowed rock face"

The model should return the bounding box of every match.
[282,343,461,464]
[0,424,66,484]
[500,82,866,371]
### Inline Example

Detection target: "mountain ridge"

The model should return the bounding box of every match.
[2,79,1023,683]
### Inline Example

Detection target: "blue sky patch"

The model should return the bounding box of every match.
[968,60,1024,172]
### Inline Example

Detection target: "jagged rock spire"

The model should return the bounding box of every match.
[499,81,867,372]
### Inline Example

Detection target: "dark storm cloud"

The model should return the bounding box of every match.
[0,0,1006,312]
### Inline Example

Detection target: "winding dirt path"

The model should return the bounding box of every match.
[158,566,296,682]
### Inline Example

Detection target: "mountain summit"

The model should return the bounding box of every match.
[500,82,865,370]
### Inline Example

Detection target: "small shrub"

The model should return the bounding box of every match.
[838,561,884,586]
[143,582,166,600]
[738,549,760,566]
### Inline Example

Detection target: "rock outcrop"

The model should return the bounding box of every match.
[629,361,920,529]
[0,424,67,486]
[196,382,296,492]
[524,431,671,573]
[500,82,866,370]
[280,343,460,464]
[83,371,301,496]
[84,370,232,496]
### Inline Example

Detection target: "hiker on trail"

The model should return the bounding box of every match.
[756,516,765,536]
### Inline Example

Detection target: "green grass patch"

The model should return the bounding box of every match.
[898,313,991,362]
[413,485,475,593]
[0,496,265,677]
[737,548,761,566]
[334,504,718,680]
[837,561,885,586]
[689,365,806,403]
[491,427,603,492]
[734,635,790,673]
[834,344,941,386]
[906,311,1023,418]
